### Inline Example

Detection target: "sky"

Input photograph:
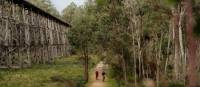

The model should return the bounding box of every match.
[50,0,86,13]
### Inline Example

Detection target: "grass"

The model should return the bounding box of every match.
[0,56,84,87]
[106,78,118,87]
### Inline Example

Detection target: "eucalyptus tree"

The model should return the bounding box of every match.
[28,0,60,17]
[63,1,98,82]
[62,2,77,24]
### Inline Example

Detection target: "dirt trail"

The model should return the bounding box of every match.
[88,62,107,87]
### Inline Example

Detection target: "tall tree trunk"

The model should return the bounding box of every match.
[137,16,142,79]
[83,48,89,82]
[178,6,186,83]
[120,54,128,87]
[164,21,172,74]
[131,18,137,87]
[156,32,163,87]
[172,7,180,80]
[185,0,198,86]
[179,7,185,66]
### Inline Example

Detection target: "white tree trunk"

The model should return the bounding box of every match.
[165,22,172,74]
[178,7,186,82]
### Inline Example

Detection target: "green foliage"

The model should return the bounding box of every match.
[63,1,98,54]
[96,0,107,6]
[106,77,118,87]
[62,2,77,23]
[28,0,60,17]
[165,0,181,7]
[107,66,123,87]
[168,82,185,87]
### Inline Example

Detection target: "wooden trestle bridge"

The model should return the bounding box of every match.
[0,0,71,68]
